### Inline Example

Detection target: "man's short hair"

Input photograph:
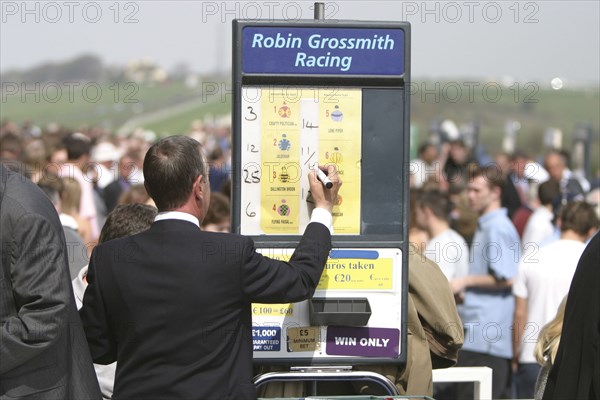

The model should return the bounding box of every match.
[450,139,466,148]
[0,133,22,158]
[559,201,600,236]
[99,204,158,243]
[538,179,560,206]
[471,165,506,191]
[63,132,91,160]
[417,189,451,222]
[418,142,435,156]
[143,135,206,211]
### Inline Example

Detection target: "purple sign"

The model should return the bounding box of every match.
[326,326,399,358]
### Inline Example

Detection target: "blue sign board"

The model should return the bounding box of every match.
[252,326,282,351]
[242,26,404,76]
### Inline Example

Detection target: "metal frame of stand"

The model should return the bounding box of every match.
[254,366,401,396]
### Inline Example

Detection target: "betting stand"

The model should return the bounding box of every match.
[232,17,410,369]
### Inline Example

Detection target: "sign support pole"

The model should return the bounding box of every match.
[314,2,325,20]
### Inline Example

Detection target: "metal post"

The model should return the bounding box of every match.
[314,2,325,20]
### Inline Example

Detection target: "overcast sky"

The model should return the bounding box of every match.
[1,1,599,86]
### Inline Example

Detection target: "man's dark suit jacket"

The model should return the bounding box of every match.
[102,178,126,213]
[80,218,331,399]
[0,165,101,399]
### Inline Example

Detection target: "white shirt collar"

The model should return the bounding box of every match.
[154,211,200,228]
[59,213,79,230]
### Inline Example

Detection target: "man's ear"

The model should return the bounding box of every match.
[492,185,502,200]
[194,175,205,199]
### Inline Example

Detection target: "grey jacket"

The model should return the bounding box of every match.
[0,165,101,399]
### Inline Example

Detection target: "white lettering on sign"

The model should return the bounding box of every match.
[334,337,390,347]
[334,336,356,345]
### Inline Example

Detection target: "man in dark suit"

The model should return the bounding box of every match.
[0,165,101,399]
[80,135,341,399]
[103,151,135,213]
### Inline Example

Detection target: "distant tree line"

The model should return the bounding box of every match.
[1,54,126,84]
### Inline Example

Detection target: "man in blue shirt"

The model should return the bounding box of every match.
[450,165,520,399]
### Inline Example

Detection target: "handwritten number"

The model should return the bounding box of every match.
[243,169,260,183]
[302,119,319,129]
[245,106,257,121]
[245,202,256,217]
[303,151,316,166]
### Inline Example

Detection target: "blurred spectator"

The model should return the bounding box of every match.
[511,151,548,207]
[410,143,439,189]
[451,166,520,399]
[414,189,469,281]
[408,189,429,253]
[118,183,153,206]
[447,182,478,246]
[60,176,94,245]
[22,139,47,184]
[522,179,561,254]
[85,163,109,234]
[201,192,231,233]
[127,148,146,183]
[441,139,477,185]
[91,141,122,190]
[533,296,567,399]
[57,133,99,240]
[0,133,22,160]
[126,130,152,175]
[38,175,88,279]
[512,201,599,398]
[495,152,534,238]
[72,203,157,399]
[220,179,232,200]
[495,152,523,219]
[49,143,68,164]
[0,132,22,160]
[207,147,230,193]
[104,151,136,212]
[586,188,600,220]
[544,150,587,204]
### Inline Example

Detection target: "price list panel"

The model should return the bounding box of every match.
[251,248,403,362]
[240,86,362,235]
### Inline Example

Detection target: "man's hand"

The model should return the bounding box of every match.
[308,164,342,213]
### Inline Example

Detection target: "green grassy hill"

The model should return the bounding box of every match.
[2,79,598,172]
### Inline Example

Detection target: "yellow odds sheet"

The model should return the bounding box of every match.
[242,86,361,235]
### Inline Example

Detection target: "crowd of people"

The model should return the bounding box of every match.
[0,119,233,279]
[1,117,599,399]
[408,139,600,398]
